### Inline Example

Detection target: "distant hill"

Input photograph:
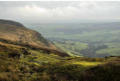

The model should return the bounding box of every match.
[0,19,69,57]
[0,19,55,49]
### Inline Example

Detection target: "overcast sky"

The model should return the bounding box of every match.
[0,1,120,24]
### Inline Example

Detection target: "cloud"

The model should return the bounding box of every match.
[0,1,120,23]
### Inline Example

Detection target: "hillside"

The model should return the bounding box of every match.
[0,19,56,49]
[0,42,120,81]
[0,19,68,57]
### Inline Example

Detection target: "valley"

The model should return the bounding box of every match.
[28,22,120,57]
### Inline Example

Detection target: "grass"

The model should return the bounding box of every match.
[20,50,62,65]
[72,61,102,67]
[54,41,88,56]
[0,41,120,81]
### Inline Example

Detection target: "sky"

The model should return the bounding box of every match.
[0,1,120,24]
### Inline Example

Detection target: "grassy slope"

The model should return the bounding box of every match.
[0,19,57,51]
[0,42,120,81]
[54,41,88,56]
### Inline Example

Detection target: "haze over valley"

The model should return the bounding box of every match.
[28,22,120,57]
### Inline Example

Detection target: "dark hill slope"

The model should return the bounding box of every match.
[0,19,53,48]
[0,19,68,57]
